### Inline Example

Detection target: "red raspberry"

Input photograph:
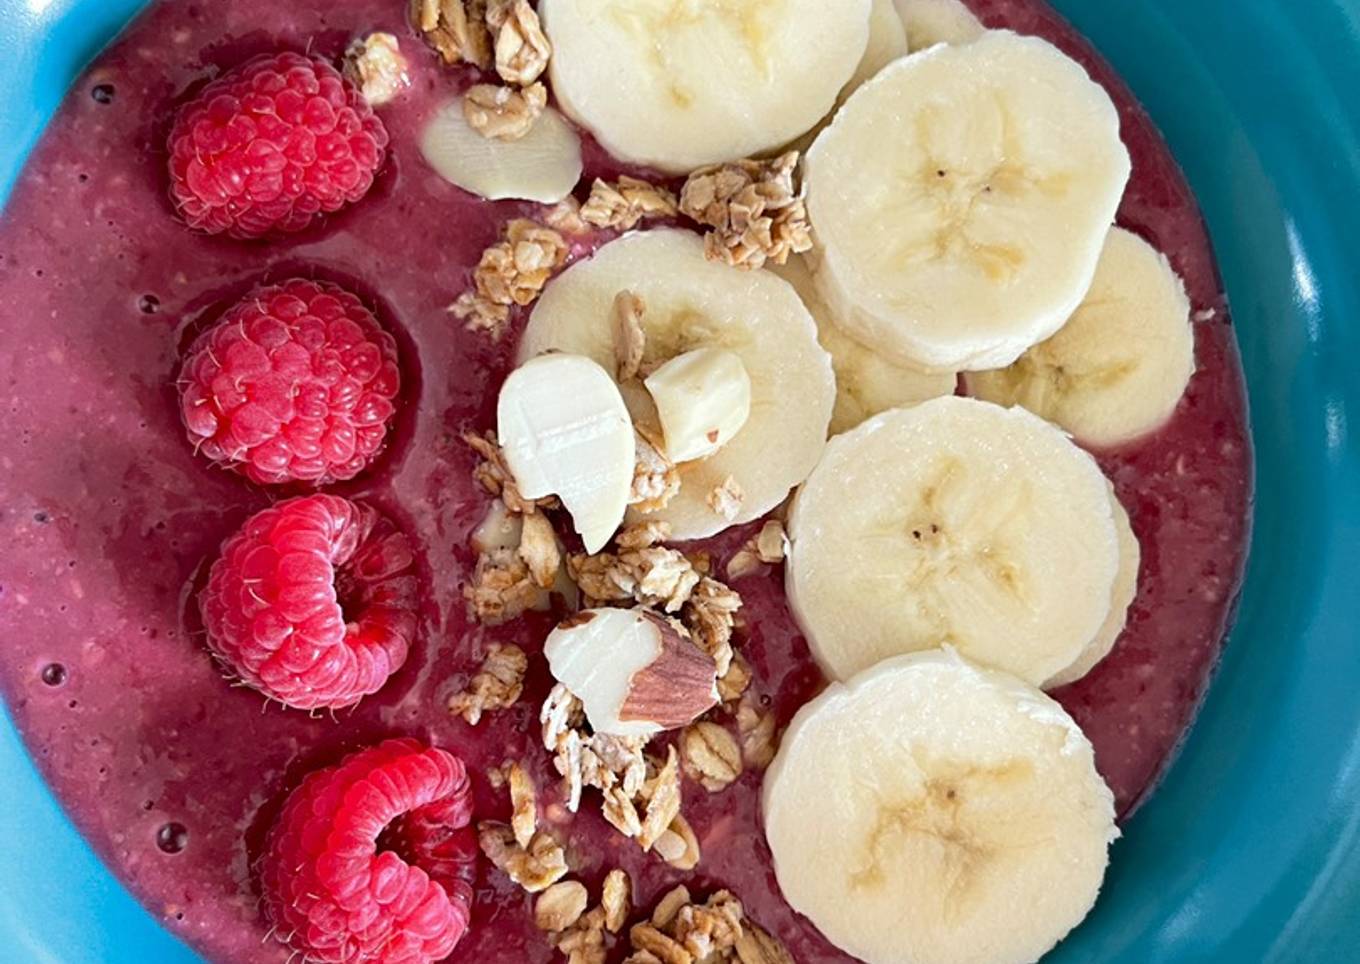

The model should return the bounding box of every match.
[167,51,388,239]
[200,494,417,710]
[260,739,477,964]
[179,279,400,487]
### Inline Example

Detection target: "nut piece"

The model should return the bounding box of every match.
[544,608,718,737]
[612,290,648,382]
[463,81,547,141]
[478,822,569,892]
[343,33,410,106]
[535,880,589,932]
[645,348,753,464]
[488,0,552,85]
[706,476,745,522]
[679,152,813,270]
[680,721,742,792]
[448,642,528,723]
[581,176,680,231]
[465,430,557,514]
[412,0,491,68]
[498,354,636,553]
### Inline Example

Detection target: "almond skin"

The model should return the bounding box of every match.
[617,612,718,729]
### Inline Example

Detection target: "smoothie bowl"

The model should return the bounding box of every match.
[1,0,1357,962]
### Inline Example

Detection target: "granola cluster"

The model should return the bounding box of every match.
[539,684,700,868]
[412,0,553,140]
[725,519,788,580]
[624,887,794,964]
[564,522,743,681]
[545,868,633,964]
[707,475,744,522]
[450,220,569,336]
[447,642,528,724]
[580,176,681,231]
[462,432,567,624]
[679,152,814,270]
[342,33,410,106]
[477,821,569,893]
[412,0,492,68]
[462,80,546,140]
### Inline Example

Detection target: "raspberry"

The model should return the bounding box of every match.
[261,739,477,964]
[200,494,417,710]
[167,51,388,239]
[179,279,401,487]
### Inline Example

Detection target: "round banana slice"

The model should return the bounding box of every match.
[519,230,835,540]
[764,648,1117,964]
[805,31,1132,373]
[895,0,986,51]
[964,227,1196,448]
[769,255,955,435]
[540,0,873,173]
[1046,491,1140,688]
[786,395,1120,685]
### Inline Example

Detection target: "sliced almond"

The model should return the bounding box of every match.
[543,608,718,738]
[498,354,635,553]
[420,98,583,203]
[644,347,752,463]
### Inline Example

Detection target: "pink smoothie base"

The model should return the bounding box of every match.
[0,0,1251,961]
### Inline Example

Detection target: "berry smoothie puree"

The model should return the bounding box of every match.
[0,0,1250,961]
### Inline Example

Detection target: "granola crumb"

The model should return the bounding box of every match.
[653,813,700,871]
[615,519,672,551]
[518,510,562,588]
[734,922,796,963]
[450,219,569,337]
[682,577,742,677]
[638,747,682,851]
[679,721,743,792]
[581,176,680,231]
[411,0,491,69]
[464,547,541,625]
[737,695,779,770]
[630,431,681,514]
[465,430,556,514]
[679,152,813,270]
[542,196,591,235]
[487,0,552,85]
[626,888,752,963]
[477,821,569,892]
[707,476,744,521]
[342,33,410,106]
[447,642,528,723]
[557,906,608,964]
[754,520,787,563]
[612,290,647,382]
[463,81,547,140]
[509,761,538,848]
[716,651,753,705]
[535,879,589,932]
[601,869,632,933]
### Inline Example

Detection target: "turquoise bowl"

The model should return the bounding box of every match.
[1,1,1357,961]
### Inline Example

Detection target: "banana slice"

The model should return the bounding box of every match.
[519,230,835,540]
[895,0,986,50]
[763,648,1117,964]
[540,0,873,173]
[770,255,955,434]
[964,227,1196,448]
[786,395,1120,685]
[849,0,911,92]
[419,100,582,203]
[1046,491,1140,688]
[805,31,1132,373]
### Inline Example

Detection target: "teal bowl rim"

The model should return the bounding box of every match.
[1,1,1358,961]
